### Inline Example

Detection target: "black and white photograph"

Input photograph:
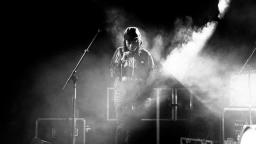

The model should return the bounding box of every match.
[3,0,256,144]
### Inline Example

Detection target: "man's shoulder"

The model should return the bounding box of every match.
[140,48,154,66]
[140,48,152,56]
[114,46,124,53]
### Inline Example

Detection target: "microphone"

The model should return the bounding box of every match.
[121,51,132,63]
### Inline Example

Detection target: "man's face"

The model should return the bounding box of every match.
[126,39,140,51]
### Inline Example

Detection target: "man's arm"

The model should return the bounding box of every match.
[110,47,123,81]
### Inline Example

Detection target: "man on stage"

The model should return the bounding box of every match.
[110,26,155,144]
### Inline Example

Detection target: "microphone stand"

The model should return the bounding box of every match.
[62,29,101,144]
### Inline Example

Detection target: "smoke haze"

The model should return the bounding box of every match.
[104,0,255,117]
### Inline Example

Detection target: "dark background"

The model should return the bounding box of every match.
[3,0,256,144]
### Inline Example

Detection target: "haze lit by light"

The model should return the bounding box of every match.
[161,22,216,81]
[228,72,256,106]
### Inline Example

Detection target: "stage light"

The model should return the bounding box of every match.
[218,0,231,19]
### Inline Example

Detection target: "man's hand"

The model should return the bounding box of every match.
[121,51,131,63]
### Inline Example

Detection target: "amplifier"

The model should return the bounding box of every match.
[34,118,86,144]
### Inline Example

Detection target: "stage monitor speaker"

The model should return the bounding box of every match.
[34,118,86,144]
[222,107,256,144]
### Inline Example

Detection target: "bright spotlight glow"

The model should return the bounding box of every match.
[161,22,216,81]
[240,127,256,144]
[229,72,256,106]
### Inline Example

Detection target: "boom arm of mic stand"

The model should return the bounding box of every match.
[62,29,101,90]
[239,47,256,74]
